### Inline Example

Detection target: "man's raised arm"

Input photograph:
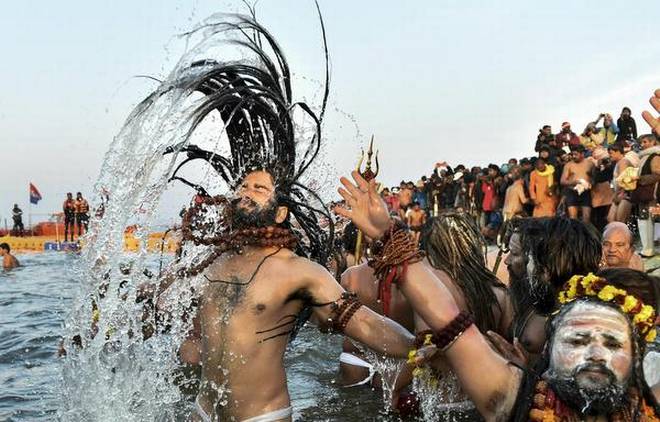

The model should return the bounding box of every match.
[398,262,522,420]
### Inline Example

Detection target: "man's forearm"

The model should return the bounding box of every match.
[399,262,461,331]
[345,306,414,358]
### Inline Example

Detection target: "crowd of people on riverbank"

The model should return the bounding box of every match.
[379,108,660,260]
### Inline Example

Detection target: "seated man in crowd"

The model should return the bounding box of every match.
[601,222,644,271]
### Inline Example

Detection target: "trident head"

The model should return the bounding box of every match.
[355,135,379,181]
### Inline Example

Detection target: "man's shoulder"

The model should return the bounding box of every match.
[271,251,324,276]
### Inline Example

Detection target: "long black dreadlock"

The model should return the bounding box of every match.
[162,5,333,265]
[421,211,507,335]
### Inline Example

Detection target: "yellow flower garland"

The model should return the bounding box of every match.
[407,333,439,384]
[558,273,657,343]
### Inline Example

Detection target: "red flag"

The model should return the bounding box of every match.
[29,183,42,205]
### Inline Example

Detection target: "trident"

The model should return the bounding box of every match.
[353,135,379,264]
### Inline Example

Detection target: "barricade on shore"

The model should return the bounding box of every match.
[0,232,180,253]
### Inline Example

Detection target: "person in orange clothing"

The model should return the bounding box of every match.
[529,157,557,217]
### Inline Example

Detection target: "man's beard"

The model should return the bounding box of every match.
[545,363,630,416]
[228,197,279,229]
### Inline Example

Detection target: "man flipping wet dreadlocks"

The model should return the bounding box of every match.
[151,14,419,422]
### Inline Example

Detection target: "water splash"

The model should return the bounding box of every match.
[412,369,475,421]
[58,13,331,421]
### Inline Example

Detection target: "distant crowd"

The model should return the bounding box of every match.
[378,108,659,256]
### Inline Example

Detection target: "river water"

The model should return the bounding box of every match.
[0,252,406,422]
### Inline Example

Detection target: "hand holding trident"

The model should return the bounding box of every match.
[353,136,379,263]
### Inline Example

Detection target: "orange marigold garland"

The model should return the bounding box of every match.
[529,380,660,421]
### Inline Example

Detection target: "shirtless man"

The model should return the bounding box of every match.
[339,260,414,390]
[607,142,637,223]
[397,181,413,219]
[187,170,415,422]
[406,202,426,244]
[496,217,602,359]
[63,192,76,242]
[561,145,595,223]
[502,167,528,220]
[75,192,90,236]
[0,243,20,269]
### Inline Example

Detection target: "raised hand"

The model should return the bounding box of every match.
[641,89,660,136]
[334,170,390,239]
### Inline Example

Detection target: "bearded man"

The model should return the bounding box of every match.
[146,16,421,422]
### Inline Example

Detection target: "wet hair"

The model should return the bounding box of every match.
[516,218,601,314]
[0,243,9,252]
[511,297,660,421]
[422,212,506,333]
[163,11,333,265]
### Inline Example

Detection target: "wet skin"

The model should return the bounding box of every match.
[189,171,414,421]
[548,302,632,392]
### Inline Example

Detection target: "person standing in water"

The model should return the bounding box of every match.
[63,192,76,242]
[0,243,20,269]
[151,17,423,422]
